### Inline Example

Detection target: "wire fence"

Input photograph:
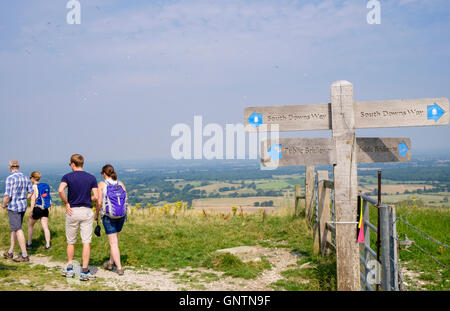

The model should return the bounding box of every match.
[411,243,448,269]
[396,217,449,249]
[395,217,449,270]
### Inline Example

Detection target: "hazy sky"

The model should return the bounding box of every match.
[1,0,449,165]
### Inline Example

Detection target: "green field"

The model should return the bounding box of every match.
[359,176,430,185]
[395,206,449,291]
[256,181,293,191]
[382,193,450,208]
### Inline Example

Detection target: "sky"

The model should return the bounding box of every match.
[0,0,449,166]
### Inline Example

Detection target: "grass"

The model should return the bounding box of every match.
[271,255,337,291]
[2,196,445,291]
[365,199,450,291]
[0,204,337,290]
[203,252,271,279]
[394,206,450,290]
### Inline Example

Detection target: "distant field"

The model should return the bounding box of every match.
[192,196,286,214]
[174,181,203,189]
[382,193,450,207]
[219,189,258,196]
[193,182,238,193]
[256,181,292,190]
[359,184,435,194]
[142,193,159,198]
[359,176,429,185]
[274,174,303,180]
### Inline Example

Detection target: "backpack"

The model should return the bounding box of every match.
[104,181,127,219]
[36,183,52,209]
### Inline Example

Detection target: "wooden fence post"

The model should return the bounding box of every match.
[294,185,302,217]
[305,165,315,223]
[331,80,360,291]
[317,170,331,256]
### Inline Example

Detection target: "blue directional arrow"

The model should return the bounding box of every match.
[427,102,445,122]
[248,111,263,128]
[398,141,408,157]
[268,143,282,160]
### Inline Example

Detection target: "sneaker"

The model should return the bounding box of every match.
[80,270,96,281]
[117,268,124,276]
[103,261,114,271]
[26,243,32,250]
[62,267,74,278]
[12,255,30,263]
[3,251,13,259]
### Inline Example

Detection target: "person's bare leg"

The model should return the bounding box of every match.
[15,229,27,255]
[67,244,75,265]
[27,217,37,245]
[108,233,122,270]
[40,217,51,246]
[107,234,114,265]
[10,232,16,251]
[82,243,90,269]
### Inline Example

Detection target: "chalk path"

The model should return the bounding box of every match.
[29,244,303,291]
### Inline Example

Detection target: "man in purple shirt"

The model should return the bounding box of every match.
[58,154,98,281]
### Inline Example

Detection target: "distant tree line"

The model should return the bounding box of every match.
[254,201,274,207]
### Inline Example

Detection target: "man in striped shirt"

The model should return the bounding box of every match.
[2,160,34,262]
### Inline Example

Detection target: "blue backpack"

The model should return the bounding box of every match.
[36,183,52,209]
[104,181,127,219]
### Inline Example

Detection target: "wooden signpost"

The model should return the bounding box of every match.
[305,166,315,223]
[260,137,412,167]
[244,80,449,291]
[245,98,449,131]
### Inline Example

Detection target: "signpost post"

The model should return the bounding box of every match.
[244,80,449,291]
[305,166,315,224]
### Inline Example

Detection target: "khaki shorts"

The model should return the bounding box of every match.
[65,207,94,244]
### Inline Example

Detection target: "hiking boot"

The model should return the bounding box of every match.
[117,268,124,276]
[62,266,74,278]
[103,261,114,271]
[13,255,30,263]
[3,251,13,259]
[80,270,96,282]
